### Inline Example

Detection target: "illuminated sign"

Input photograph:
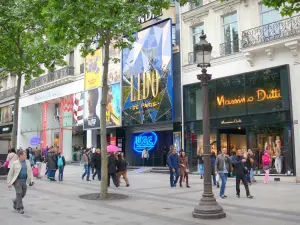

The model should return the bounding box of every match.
[221,119,242,125]
[217,89,281,107]
[133,132,158,153]
[30,136,40,146]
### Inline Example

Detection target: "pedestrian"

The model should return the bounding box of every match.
[117,154,130,187]
[231,150,254,199]
[5,148,18,174]
[89,148,95,175]
[29,149,35,167]
[82,149,91,181]
[211,152,217,186]
[46,148,58,181]
[7,150,33,214]
[245,149,255,184]
[197,149,204,179]
[92,149,101,181]
[168,147,179,188]
[141,148,149,167]
[57,152,66,181]
[179,151,190,188]
[108,152,119,187]
[262,149,272,184]
[215,148,230,198]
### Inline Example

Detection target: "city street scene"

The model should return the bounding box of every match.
[1,0,300,224]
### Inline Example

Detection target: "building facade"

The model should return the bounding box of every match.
[180,0,300,180]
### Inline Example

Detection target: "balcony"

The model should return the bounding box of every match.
[219,39,241,56]
[24,66,75,94]
[0,87,16,101]
[242,15,300,48]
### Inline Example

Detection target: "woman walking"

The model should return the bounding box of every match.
[197,149,204,179]
[179,151,190,188]
[5,148,18,173]
[262,149,272,184]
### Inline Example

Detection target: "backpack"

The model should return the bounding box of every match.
[57,156,64,167]
[32,167,39,178]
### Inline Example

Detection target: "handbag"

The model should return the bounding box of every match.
[3,160,9,168]
[185,168,189,173]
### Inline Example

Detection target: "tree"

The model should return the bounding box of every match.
[262,0,300,16]
[0,0,70,148]
[44,0,191,199]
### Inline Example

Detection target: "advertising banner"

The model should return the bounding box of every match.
[84,49,102,90]
[0,105,13,124]
[173,132,181,153]
[106,83,121,127]
[41,102,48,148]
[108,44,121,85]
[122,19,173,126]
[83,88,101,130]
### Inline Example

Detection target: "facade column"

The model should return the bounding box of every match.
[86,130,92,149]
[92,130,98,148]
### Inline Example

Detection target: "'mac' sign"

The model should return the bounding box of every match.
[133,132,158,153]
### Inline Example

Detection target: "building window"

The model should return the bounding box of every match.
[172,25,176,46]
[260,4,281,25]
[222,12,239,55]
[190,0,203,10]
[69,51,74,67]
[191,24,204,48]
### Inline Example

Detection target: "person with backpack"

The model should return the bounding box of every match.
[57,152,66,182]
[82,149,91,181]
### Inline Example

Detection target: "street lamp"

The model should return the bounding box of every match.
[192,31,226,219]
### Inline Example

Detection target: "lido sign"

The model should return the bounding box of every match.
[133,132,158,153]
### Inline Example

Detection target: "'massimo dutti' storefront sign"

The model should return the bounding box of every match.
[217,89,281,107]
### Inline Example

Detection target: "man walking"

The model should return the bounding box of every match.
[215,148,230,199]
[82,149,91,181]
[92,149,101,180]
[168,147,179,188]
[231,150,254,199]
[108,152,119,187]
[7,150,32,214]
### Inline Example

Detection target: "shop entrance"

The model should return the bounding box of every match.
[219,127,247,156]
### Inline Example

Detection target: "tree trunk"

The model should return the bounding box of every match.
[100,39,111,200]
[11,73,22,149]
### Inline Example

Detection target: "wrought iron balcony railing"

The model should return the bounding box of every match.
[220,39,241,56]
[242,15,300,48]
[0,87,16,101]
[24,66,75,91]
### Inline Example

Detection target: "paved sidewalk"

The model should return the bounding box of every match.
[1,165,300,225]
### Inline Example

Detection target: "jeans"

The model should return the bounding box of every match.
[219,172,227,196]
[48,169,56,180]
[82,164,90,180]
[199,164,204,175]
[108,173,118,187]
[142,158,148,167]
[246,169,251,183]
[169,169,179,187]
[212,174,216,185]
[236,174,250,196]
[58,166,64,181]
[250,168,255,182]
[93,168,101,180]
[13,179,27,210]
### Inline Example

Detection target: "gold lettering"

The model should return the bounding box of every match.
[217,96,224,106]
[143,72,150,99]
[151,70,160,98]
[256,89,266,101]
[130,75,136,102]
[137,73,141,100]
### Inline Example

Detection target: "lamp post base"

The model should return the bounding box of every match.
[192,194,226,220]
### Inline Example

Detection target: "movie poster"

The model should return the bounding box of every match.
[0,105,13,124]
[83,88,101,130]
[122,19,173,126]
[84,49,102,90]
[106,83,121,127]
[173,132,181,153]
[108,44,121,85]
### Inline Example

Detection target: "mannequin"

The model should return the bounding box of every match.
[274,136,282,174]
[264,136,275,157]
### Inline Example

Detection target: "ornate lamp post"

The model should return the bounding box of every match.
[192,31,226,219]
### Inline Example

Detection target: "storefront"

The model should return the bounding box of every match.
[184,65,294,175]
[17,79,86,161]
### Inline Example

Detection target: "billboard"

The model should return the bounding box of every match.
[122,19,173,126]
[108,44,121,85]
[84,49,102,90]
[106,83,121,127]
[0,105,13,124]
[83,88,101,130]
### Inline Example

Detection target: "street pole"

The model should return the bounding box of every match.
[192,67,226,219]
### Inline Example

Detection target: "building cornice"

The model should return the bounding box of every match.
[183,52,244,73]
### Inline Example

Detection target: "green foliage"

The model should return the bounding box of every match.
[0,0,70,84]
[262,0,300,16]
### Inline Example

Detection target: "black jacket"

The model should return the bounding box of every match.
[117,159,127,172]
[92,153,102,169]
[46,152,58,170]
[231,156,246,176]
[108,155,117,174]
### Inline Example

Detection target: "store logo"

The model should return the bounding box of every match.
[133,132,158,153]
[30,136,40,145]
[217,89,281,107]
[139,11,163,24]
